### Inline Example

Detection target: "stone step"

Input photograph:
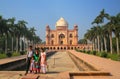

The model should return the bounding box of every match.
[69,71,111,76]
[21,74,39,79]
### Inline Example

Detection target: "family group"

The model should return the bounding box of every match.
[25,46,47,75]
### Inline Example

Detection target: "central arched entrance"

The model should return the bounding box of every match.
[59,34,65,45]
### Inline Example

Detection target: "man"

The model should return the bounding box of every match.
[25,45,34,75]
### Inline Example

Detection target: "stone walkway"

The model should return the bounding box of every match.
[47,51,79,73]
[69,50,120,79]
[0,51,120,79]
[0,51,79,79]
[22,51,79,79]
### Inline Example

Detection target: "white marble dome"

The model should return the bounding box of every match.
[56,17,68,27]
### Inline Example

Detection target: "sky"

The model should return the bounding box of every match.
[0,0,120,41]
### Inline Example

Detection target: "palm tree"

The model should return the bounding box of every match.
[92,16,102,52]
[29,27,36,45]
[0,16,10,53]
[8,17,15,52]
[112,13,120,54]
[0,15,41,53]
[78,39,87,44]
[92,9,110,52]
[102,25,109,52]
[95,26,101,52]
[17,20,27,51]
[33,35,42,44]
[13,23,21,52]
[84,27,97,51]
[105,22,113,54]
[0,15,5,36]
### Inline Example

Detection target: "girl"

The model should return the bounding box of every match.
[29,56,35,73]
[40,48,47,74]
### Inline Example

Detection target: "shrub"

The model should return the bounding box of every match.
[0,53,6,59]
[6,52,12,57]
[108,53,120,61]
[20,51,25,55]
[86,50,91,54]
[0,50,4,54]
[96,52,101,56]
[100,52,108,58]
[83,50,86,53]
[12,52,20,56]
[79,50,83,52]
[92,51,97,55]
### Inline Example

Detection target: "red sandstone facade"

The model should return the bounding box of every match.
[37,17,92,50]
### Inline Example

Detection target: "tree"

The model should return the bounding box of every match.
[92,9,110,52]
[29,27,36,45]
[0,15,41,53]
[111,13,120,54]
[84,27,98,51]
[17,20,28,51]
[8,17,16,52]
[78,39,87,44]
[103,22,113,54]
[102,25,109,52]
[0,16,10,53]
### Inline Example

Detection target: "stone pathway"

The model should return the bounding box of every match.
[69,50,120,79]
[22,51,79,79]
[0,51,79,79]
[1,50,120,79]
[47,51,79,73]
[0,71,24,79]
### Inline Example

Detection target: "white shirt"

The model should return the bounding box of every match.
[27,51,33,57]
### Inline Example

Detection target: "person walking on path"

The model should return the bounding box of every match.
[33,48,40,74]
[25,45,34,75]
[40,48,47,74]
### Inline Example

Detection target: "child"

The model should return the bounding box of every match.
[40,48,47,74]
[34,48,40,74]
[29,56,35,73]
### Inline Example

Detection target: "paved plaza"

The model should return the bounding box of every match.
[0,51,120,79]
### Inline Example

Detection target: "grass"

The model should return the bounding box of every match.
[0,53,7,59]
[107,53,120,61]
[75,49,120,61]
[12,52,21,56]
[0,51,25,59]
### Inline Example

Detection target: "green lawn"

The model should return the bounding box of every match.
[0,51,26,59]
[75,49,120,61]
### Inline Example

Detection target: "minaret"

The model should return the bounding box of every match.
[74,25,78,45]
[46,25,50,45]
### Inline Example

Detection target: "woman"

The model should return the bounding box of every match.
[40,48,47,74]
[33,48,40,74]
